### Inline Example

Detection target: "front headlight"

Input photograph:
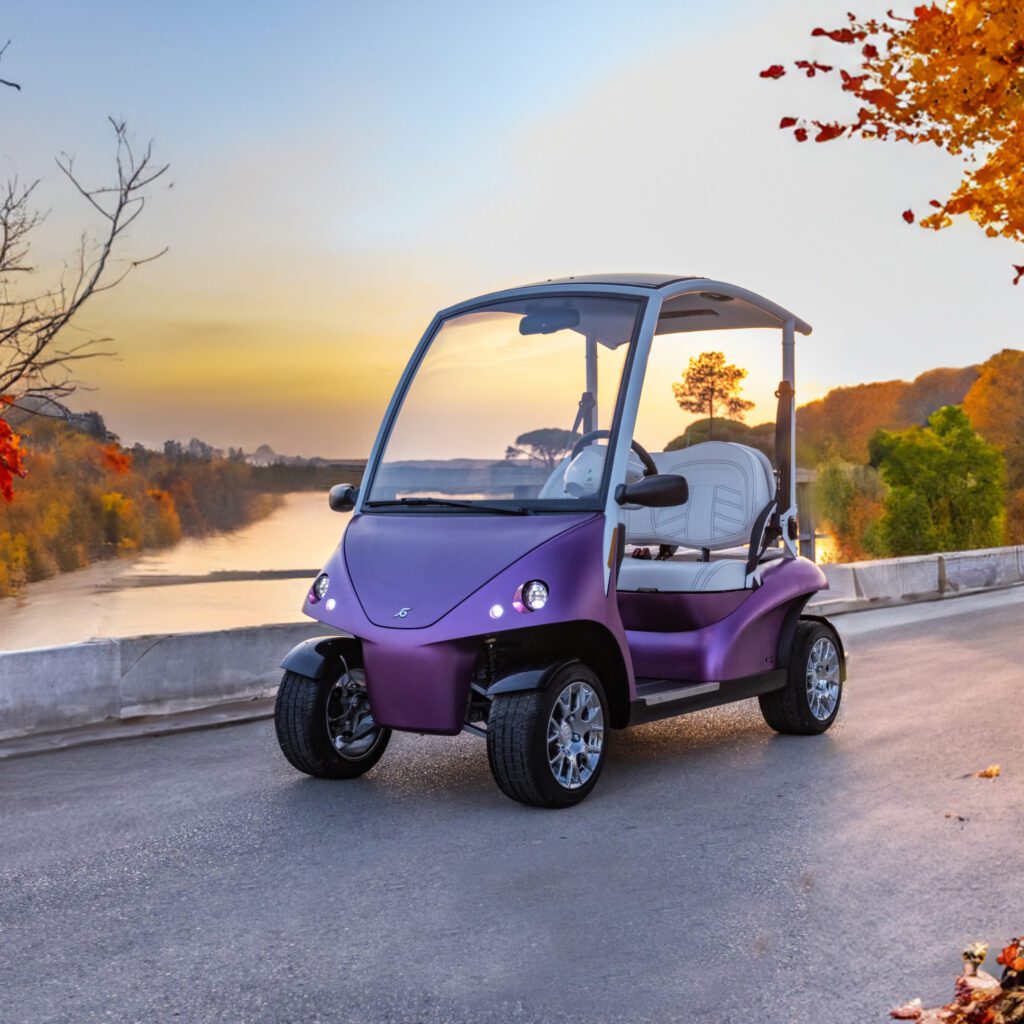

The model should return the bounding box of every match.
[311,573,330,602]
[516,580,549,612]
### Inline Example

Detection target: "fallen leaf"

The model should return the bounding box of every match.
[903,209,916,223]
[944,811,967,822]
[974,764,1001,779]
[890,997,923,1019]
[760,64,787,79]
[1012,265,1024,286]
[779,116,798,129]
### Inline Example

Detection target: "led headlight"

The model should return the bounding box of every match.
[517,580,549,612]
[311,573,330,602]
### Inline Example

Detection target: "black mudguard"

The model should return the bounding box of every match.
[280,634,360,680]
[485,657,580,697]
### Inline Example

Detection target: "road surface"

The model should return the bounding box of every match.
[2,588,1023,1024]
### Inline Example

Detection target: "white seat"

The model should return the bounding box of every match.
[618,557,751,593]
[618,441,776,593]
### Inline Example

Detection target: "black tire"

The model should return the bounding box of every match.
[759,620,844,735]
[487,663,608,809]
[274,668,390,779]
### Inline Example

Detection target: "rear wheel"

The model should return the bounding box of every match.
[487,663,608,808]
[759,620,843,735]
[275,665,390,778]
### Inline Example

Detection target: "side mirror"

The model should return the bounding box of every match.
[328,483,359,513]
[615,473,688,508]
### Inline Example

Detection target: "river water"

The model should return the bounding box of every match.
[0,492,341,651]
[0,490,840,651]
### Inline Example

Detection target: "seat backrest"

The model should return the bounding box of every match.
[625,441,775,550]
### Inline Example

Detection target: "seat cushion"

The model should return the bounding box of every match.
[617,557,751,593]
[625,441,775,550]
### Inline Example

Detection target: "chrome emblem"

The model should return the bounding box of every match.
[393,607,412,619]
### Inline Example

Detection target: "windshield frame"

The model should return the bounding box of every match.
[359,290,650,515]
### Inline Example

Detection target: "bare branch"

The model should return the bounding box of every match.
[0,39,20,91]
[0,119,168,416]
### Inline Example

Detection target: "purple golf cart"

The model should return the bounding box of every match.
[274,274,846,807]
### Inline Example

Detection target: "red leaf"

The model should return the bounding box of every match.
[914,4,941,20]
[794,127,809,142]
[0,419,26,503]
[1013,265,1024,286]
[841,70,869,91]
[779,116,798,129]
[811,26,866,43]
[862,88,898,110]
[795,59,835,78]
[902,209,916,224]
[929,200,942,208]
[815,123,846,142]
[863,43,879,58]
[760,64,787,79]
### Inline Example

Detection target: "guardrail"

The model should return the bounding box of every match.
[1,545,1021,752]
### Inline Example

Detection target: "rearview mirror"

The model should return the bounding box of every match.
[328,483,359,513]
[519,308,581,335]
[614,473,688,508]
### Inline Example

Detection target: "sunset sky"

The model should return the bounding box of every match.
[5,0,1022,457]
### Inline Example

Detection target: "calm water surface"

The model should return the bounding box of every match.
[0,492,343,650]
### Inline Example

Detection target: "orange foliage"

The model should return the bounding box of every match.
[964,349,1024,479]
[99,443,133,476]
[763,2,1024,281]
[799,364,981,464]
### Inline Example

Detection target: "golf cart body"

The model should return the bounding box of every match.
[277,274,846,806]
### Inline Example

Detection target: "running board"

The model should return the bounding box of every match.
[640,681,720,706]
[629,669,786,725]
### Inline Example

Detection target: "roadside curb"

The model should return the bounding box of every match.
[0,697,275,760]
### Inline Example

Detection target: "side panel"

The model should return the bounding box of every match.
[625,557,826,682]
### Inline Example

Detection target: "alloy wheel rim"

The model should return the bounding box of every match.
[325,669,382,760]
[805,637,841,721]
[547,680,604,790]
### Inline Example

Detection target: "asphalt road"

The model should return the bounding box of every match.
[3,588,1023,1024]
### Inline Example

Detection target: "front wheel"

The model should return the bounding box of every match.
[487,663,608,808]
[759,620,844,735]
[275,666,391,778]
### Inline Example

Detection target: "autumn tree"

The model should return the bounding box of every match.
[964,348,1024,541]
[761,2,1024,284]
[505,427,579,469]
[0,41,168,501]
[672,351,754,439]
[869,405,1005,555]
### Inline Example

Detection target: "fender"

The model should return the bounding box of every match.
[280,634,360,680]
[485,657,580,697]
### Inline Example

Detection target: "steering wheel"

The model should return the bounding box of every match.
[571,430,657,477]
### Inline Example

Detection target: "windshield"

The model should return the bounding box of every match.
[365,295,643,511]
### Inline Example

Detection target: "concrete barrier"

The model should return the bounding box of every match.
[0,622,335,743]
[2,545,1022,748]
[809,544,1024,612]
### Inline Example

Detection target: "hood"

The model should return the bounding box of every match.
[343,512,596,629]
